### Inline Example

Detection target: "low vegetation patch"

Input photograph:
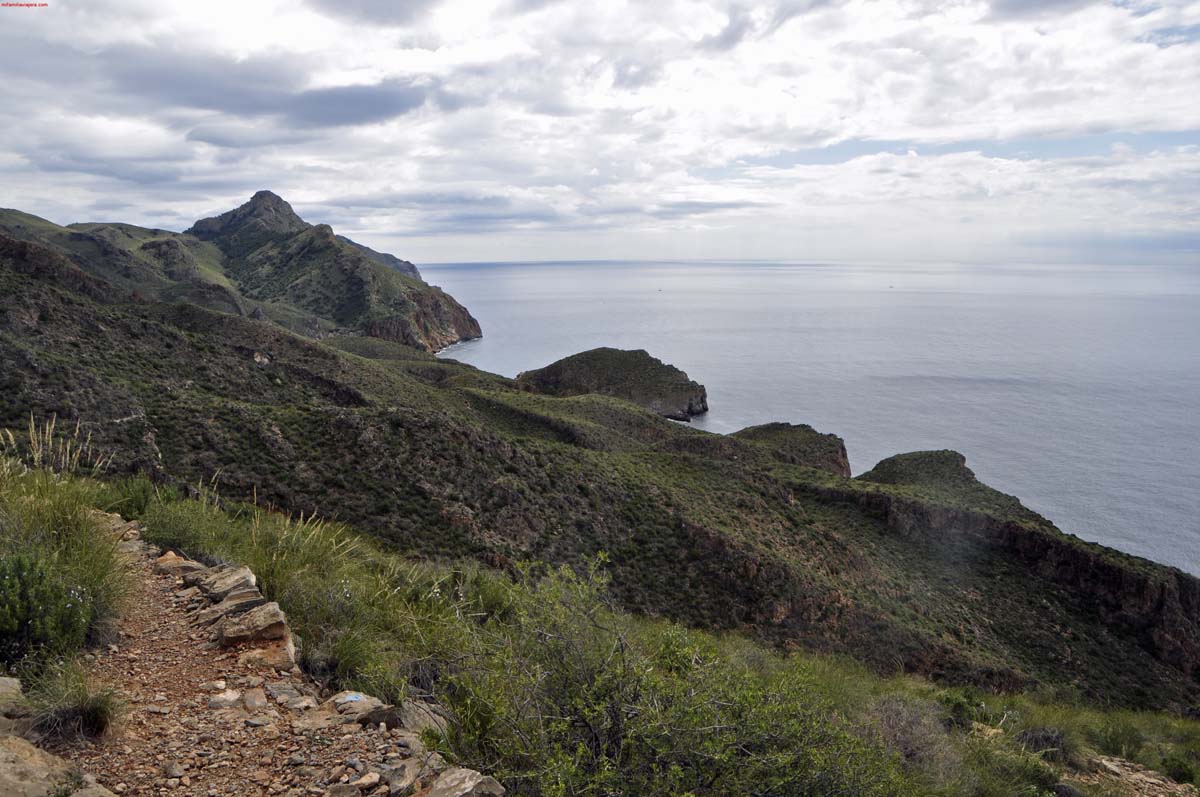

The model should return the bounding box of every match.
[0,420,136,738]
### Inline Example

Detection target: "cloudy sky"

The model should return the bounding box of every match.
[1,0,1198,264]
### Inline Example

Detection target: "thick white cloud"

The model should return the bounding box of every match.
[0,0,1196,263]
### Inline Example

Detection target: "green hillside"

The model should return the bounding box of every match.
[2,225,1198,718]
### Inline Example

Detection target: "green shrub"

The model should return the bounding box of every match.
[1161,749,1198,785]
[866,694,964,785]
[1093,717,1146,759]
[442,563,914,797]
[25,658,123,739]
[0,470,129,650]
[0,553,90,667]
[94,475,159,518]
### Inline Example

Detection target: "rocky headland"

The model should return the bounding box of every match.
[517,347,709,421]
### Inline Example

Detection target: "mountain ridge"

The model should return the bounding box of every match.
[0,192,475,352]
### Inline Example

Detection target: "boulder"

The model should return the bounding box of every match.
[208,689,242,709]
[0,678,27,736]
[237,638,297,670]
[358,700,450,735]
[426,767,505,797]
[0,734,101,797]
[153,551,206,576]
[324,785,360,797]
[323,691,386,723]
[185,565,256,602]
[193,588,268,627]
[212,602,288,646]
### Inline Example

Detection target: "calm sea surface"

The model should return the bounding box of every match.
[424,260,1200,575]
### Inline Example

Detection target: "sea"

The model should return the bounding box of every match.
[423,260,1200,575]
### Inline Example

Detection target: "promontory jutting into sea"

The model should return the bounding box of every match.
[426,258,1200,575]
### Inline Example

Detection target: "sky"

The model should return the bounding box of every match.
[1,0,1198,264]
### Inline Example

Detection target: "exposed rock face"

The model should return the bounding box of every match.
[0,678,26,737]
[425,767,507,797]
[1067,756,1200,796]
[518,347,708,421]
[138,237,197,280]
[830,450,1200,688]
[186,191,480,352]
[187,190,310,259]
[731,422,851,476]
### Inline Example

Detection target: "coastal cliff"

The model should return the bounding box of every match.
[518,347,708,421]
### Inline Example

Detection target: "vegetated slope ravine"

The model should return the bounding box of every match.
[1,200,1199,719]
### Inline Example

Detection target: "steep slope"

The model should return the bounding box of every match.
[1,237,1198,712]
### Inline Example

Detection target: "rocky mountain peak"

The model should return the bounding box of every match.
[186,191,310,247]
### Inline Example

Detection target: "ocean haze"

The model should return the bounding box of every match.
[427,259,1200,575]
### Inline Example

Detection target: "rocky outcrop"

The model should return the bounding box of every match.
[138,237,198,281]
[0,734,116,797]
[363,287,482,352]
[187,190,311,259]
[187,191,480,352]
[1,673,113,795]
[1066,756,1200,796]
[518,347,708,421]
[731,422,851,476]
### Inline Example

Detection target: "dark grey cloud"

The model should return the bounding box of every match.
[302,190,569,235]
[305,0,440,25]
[506,0,567,13]
[29,153,186,186]
[287,79,432,125]
[320,191,514,211]
[0,35,443,131]
[104,45,442,128]
[106,47,298,114]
